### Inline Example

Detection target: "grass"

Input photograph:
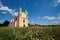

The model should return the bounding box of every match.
[0,27,60,40]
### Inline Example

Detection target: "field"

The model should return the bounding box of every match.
[0,27,60,40]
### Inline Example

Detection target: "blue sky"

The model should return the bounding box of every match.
[0,0,60,25]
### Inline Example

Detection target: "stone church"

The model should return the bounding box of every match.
[10,8,28,27]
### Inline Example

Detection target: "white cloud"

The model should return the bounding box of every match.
[44,13,60,20]
[54,0,60,6]
[54,3,58,6]
[2,12,7,14]
[57,0,60,3]
[0,1,18,16]
[44,16,56,20]
[13,12,18,16]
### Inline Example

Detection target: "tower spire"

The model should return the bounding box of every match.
[19,7,22,11]
[19,7,22,13]
[25,10,28,14]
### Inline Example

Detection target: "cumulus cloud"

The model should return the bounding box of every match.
[44,13,60,20]
[54,0,60,6]
[44,16,56,20]
[57,0,60,3]
[0,1,18,16]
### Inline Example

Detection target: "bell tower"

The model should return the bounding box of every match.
[18,8,28,27]
[18,8,23,27]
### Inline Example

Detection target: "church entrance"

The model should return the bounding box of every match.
[23,24,25,27]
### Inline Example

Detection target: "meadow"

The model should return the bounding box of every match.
[0,27,60,40]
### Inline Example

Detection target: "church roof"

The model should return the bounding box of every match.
[14,16,18,22]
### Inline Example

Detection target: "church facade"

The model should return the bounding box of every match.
[10,8,28,27]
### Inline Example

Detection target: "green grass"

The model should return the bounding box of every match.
[0,27,60,40]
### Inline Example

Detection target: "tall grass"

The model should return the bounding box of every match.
[0,27,60,40]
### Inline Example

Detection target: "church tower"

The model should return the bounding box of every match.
[18,8,28,27]
[10,8,28,27]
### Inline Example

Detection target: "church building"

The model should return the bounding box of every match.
[10,8,28,27]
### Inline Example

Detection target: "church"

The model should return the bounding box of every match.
[10,8,28,27]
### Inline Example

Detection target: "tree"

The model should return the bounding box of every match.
[3,20,10,26]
